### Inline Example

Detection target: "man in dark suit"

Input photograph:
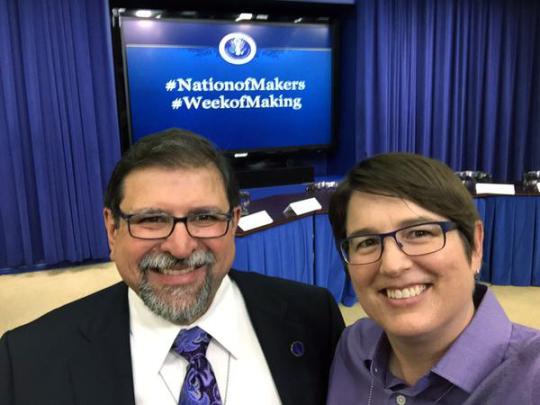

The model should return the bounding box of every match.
[0,128,344,405]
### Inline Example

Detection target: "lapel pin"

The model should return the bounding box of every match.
[290,341,304,357]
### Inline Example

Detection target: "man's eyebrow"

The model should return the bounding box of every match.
[188,207,228,215]
[124,208,168,215]
[121,206,229,216]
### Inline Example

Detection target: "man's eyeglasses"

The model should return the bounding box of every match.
[118,210,233,240]
[339,221,458,265]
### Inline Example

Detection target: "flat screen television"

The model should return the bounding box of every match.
[112,9,336,157]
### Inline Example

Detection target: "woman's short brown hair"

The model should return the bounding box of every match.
[328,153,480,260]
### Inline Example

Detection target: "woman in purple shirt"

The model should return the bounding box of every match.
[327,153,540,404]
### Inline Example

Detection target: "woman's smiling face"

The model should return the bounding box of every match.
[345,191,483,343]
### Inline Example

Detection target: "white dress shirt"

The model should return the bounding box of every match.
[129,275,282,405]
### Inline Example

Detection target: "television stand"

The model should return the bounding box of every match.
[232,159,314,188]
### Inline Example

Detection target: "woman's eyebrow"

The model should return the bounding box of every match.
[346,216,440,237]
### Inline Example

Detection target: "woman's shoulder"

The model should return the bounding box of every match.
[338,317,384,355]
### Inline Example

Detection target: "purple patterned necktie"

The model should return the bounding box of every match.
[172,327,223,405]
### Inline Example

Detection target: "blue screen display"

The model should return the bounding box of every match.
[121,17,334,153]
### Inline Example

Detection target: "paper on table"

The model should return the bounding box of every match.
[283,197,322,216]
[475,183,515,195]
[238,210,273,232]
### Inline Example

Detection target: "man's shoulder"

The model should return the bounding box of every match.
[3,282,128,340]
[229,269,333,299]
[228,269,343,327]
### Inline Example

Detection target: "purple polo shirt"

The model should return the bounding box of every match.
[327,284,540,405]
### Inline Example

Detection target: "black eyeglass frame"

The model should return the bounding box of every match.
[339,221,458,265]
[118,209,234,240]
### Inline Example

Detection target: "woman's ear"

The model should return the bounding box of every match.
[471,220,484,273]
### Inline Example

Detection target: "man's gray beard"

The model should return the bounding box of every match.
[137,250,217,324]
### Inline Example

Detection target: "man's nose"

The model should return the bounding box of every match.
[159,221,199,257]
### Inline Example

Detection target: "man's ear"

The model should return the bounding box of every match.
[230,206,241,233]
[103,208,118,260]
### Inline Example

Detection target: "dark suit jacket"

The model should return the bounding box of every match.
[0,270,345,405]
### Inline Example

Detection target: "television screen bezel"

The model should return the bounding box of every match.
[110,7,339,158]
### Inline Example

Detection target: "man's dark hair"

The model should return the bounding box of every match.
[328,153,480,260]
[104,128,240,223]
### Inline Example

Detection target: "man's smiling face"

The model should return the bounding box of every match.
[104,165,239,324]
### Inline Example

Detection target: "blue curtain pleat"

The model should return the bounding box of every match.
[483,198,497,283]
[480,196,540,286]
[356,0,540,181]
[0,0,41,268]
[510,197,535,285]
[313,215,357,306]
[0,0,120,274]
[491,198,515,284]
[533,202,540,285]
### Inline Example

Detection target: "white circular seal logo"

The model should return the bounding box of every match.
[219,32,257,65]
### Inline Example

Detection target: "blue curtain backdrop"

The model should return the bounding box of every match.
[355,0,540,182]
[0,0,120,274]
[1,0,540,275]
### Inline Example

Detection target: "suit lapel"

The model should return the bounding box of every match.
[230,271,315,405]
[69,283,136,405]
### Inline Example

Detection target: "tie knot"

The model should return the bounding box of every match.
[172,326,211,363]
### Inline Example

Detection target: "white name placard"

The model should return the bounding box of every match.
[238,210,273,232]
[283,197,322,216]
[475,183,515,195]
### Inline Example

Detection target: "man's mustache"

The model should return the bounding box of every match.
[139,250,215,272]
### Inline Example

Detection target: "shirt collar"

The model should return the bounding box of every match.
[432,284,512,393]
[128,286,181,376]
[190,275,245,360]
[359,285,513,393]
[128,275,244,375]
